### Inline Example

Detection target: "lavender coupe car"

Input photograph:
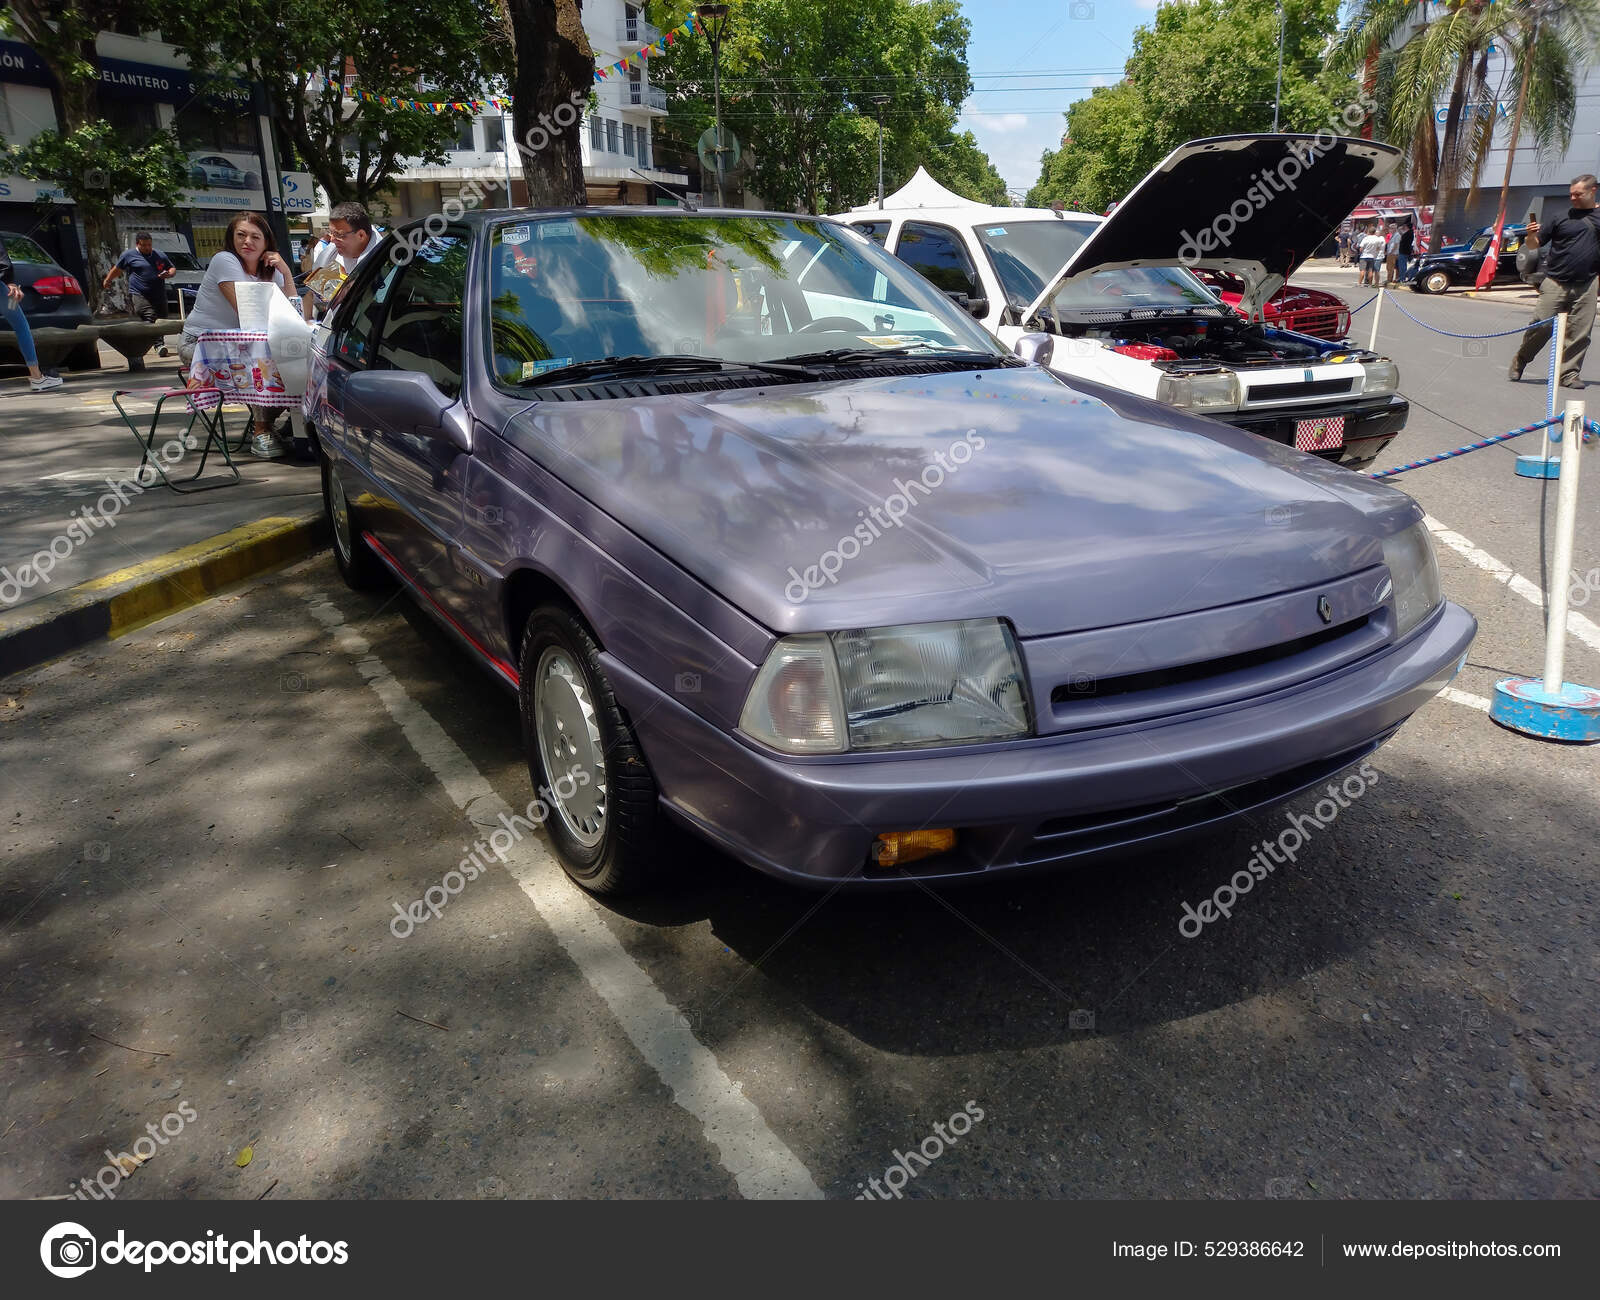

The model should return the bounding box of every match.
[305,208,1475,894]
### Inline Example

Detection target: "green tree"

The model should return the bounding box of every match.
[500,0,594,206]
[1027,0,1344,214]
[0,2,190,313]
[170,0,514,209]
[646,0,982,214]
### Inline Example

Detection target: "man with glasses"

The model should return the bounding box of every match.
[328,202,385,275]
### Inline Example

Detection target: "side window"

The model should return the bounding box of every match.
[333,258,403,368]
[373,232,469,398]
[851,220,891,246]
[896,222,980,299]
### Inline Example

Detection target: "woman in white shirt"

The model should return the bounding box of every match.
[181,211,298,459]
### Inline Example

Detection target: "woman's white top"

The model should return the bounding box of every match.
[183,251,292,338]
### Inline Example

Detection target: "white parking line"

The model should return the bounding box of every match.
[303,592,825,1200]
[1423,513,1600,657]
[1440,687,1491,713]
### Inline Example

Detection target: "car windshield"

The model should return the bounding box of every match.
[1,233,53,264]
[972,219,1096,308]
[487,213,1003,384]
[1046,264,1221,314]
[161,249,201,270]
[1470,234,1492,254]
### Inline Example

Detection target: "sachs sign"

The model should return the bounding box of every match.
[273,172,317,214]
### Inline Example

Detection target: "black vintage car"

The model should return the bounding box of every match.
[1409,224,1529,294]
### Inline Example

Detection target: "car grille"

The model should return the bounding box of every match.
[1278,307,1348,340]
[1246,377,1355,402]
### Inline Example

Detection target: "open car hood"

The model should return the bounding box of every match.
[1022,134,1402,323]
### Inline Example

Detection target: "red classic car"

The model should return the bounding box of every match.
[1192,268,1351,341]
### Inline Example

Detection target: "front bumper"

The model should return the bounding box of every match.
[605,600,1475,887]
[1223,395,1409,468]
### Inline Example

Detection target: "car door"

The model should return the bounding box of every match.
[362,230,473,593]
[316,254,406,473]
[892,221,984,311]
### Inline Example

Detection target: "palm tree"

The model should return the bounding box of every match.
[1486,0,1600,235]
[1330,2,1501,253]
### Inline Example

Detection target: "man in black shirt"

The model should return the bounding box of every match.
[1510,175,1600,386]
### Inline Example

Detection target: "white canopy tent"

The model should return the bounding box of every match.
[845,166,983,213]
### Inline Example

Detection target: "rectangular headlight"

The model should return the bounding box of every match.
[1363,358,1400,395]
[740,619,1032,754]
[1381,522,1442,639]
[1155,371,1239,412]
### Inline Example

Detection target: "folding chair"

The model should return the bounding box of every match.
[111,385,240,494]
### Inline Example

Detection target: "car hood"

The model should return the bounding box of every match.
[498,366,1416,638]
[1022,134,1402,323]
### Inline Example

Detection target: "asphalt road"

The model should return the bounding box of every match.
[3,287,1599,1201]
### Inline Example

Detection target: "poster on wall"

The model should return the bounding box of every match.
[181,151,267,210]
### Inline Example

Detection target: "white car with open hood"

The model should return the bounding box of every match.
[836,135,1408,470]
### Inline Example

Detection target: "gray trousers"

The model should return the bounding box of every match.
[1514,276,1598,384]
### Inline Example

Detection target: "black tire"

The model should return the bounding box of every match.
[518,605,662,895]
[321,454,387,591]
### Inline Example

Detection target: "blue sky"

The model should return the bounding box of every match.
[953,0,1157,197]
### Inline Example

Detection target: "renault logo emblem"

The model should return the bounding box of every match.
[1317,595,1333,624]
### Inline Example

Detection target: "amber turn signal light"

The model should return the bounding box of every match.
[872,829,957,868]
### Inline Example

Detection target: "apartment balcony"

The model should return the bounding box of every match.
[616,15,661,47]
[628,82,668,115]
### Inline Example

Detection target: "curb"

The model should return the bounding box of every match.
[0,512,328,678]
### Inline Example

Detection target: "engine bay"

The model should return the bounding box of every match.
[1062,311,1338,368]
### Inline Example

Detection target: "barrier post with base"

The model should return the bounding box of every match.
[1492,400,1600,740]
[1368,288,1385,353]
[1517,311,1567,478]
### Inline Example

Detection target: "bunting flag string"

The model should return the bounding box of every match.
[301,12,704,115]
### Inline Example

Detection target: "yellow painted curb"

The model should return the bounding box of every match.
[92,515,324,638]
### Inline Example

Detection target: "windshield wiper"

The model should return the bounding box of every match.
[768,346,989,368]
[513,354,806,386]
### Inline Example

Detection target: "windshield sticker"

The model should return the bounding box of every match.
[985,227,1008,236]
[537,220,576,240]
[860,334,926,348]
[501,225,531,245]
[521,357,572,381]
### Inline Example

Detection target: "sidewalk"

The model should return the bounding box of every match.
[0,343,326,675]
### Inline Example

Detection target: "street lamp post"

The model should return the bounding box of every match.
[1272,2,1285,132]
[872,94,890,209]
[699,5,731,206]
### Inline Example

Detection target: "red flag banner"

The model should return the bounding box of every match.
[1475,212,1505,289]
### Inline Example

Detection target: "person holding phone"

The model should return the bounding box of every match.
[1510,175,1600,387]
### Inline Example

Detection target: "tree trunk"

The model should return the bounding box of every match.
[56,47,128,315]
[502,0,593,206]
[1429,52,1476,253]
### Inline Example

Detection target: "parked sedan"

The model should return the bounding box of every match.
[0,230,98,370]
[1189,268,1351,341]
[305,209,1474,895]
[1409,224,1529,294]
[187,154,260,191]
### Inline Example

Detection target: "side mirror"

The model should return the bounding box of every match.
[342,370,470,451]
[1012,332,1054,367]
[966,296,989,319]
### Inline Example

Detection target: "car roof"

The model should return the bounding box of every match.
[442,206,849,229]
